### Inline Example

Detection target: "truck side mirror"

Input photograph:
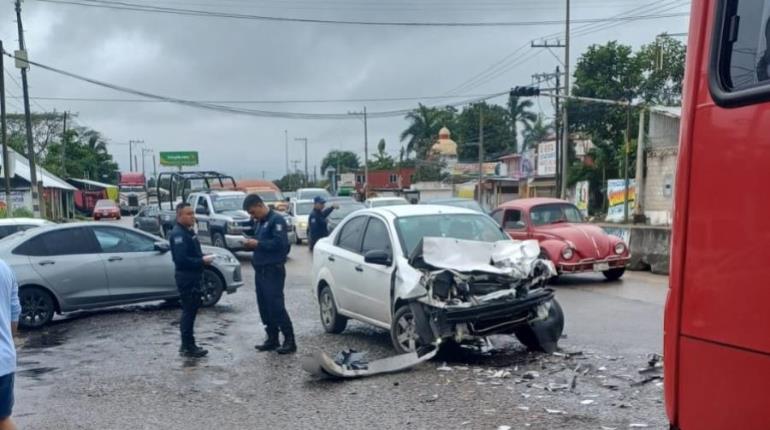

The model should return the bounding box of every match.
[195,207,209,215]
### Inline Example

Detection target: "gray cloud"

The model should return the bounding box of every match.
[1,0,690,179]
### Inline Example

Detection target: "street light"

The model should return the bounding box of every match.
[348,107,369,195]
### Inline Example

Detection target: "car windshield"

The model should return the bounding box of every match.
[395,213,509,257]
[530,203,584,226]
[211,195,245,212]
[295,202,314,215]
[95,200,115,208]
[329,202,365,220]
[371,199,409,208]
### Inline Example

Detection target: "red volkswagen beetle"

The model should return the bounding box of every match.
[93,199,121,221]
[491,198,629,280]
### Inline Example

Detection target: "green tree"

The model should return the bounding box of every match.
[42,127,119,182]
[507,95,537,153]
[400,104,456,158]
[454,102,511,162]
[522,115,555,152]
[636,35,687,105]
[320,150,360,175]
[274,173,307,192]
[370,138,395,170]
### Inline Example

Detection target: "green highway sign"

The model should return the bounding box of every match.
[159,151,199,167]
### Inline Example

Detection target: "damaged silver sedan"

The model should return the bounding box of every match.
[311,205,564,354]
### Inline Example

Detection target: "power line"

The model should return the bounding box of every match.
[0,50,511,120]
[445,0,688,95]
[34,0,689,27]
[9,92,506,104]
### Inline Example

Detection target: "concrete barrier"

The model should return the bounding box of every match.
[599,224,671,275]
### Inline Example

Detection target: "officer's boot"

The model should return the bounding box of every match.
[180,338,208,358]
[255,329,280,352]
[276,327,297,355]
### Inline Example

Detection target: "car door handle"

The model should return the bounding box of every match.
[328,256,335,262]
[38,260,55,266]
[355,265,363,273]
[108,256,123,262]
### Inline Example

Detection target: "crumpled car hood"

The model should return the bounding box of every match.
[399,237,556,300]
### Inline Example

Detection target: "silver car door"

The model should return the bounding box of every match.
[20,227,111,308]
[357,217,395,325]
[93,226,176,302]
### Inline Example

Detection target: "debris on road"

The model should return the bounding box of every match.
[301,347,438,379]
[544,408,566,415]
[333,349,369,370]
[580,399,595,405]
[522,370,540,380]
[629,424,649,428]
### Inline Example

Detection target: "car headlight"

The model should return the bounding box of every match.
[214,252,238,264]
[299,221,308,230]
[227,221,243,234]
[561,247,574,260]
[614,242,626,255]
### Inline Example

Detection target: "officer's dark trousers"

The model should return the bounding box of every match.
[253,264,294,340]
[176,272,202,347]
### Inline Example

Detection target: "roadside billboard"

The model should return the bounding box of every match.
[159,151,199,167]
[537,141,556,176]
[606,179,636,222]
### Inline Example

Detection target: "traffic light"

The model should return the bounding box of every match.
[510,86,540,97]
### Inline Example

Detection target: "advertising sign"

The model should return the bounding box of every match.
[606,179,636,222]
[537,141,556,176]
[159,151,199,167]
[574,181,589,216]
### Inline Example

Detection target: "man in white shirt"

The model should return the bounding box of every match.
[0,258,20,430]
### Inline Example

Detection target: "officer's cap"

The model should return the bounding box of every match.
[313,196,327,204]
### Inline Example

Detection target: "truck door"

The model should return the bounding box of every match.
[194,195,213,244]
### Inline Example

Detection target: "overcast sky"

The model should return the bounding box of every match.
[0,0,690,180]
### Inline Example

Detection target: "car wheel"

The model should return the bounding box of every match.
[318,286,347,334]
[390,305,422,354]
[200,270,225,307]
[513,299,565,353]
[603,268,625,281]
[212,233,227,250]
[19,287,56,329]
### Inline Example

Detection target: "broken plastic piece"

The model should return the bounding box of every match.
[301,346,439,379]
[544,408,566,415]
[580,399,595,405]
[333,349,369,370]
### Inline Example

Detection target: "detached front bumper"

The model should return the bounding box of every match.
[413,288,555,341]
[558,256,630,274]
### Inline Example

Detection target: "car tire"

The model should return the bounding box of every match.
[603,268,625,281]
[19,287,56,329]
[513,299,565,353]
[390,305,422,354]
[318,286,347,334]
[200,270,225,307]
[212,233,227,250]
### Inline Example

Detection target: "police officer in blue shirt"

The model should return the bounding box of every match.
[307,196,338,251]
[242,194,296,354]
[169,202,215,358]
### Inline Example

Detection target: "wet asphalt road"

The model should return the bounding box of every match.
[12,218,669,429]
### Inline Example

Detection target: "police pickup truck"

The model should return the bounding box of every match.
[185,190,296,252]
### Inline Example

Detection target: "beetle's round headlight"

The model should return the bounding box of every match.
[614,242,626,255]
[561,247,574,260]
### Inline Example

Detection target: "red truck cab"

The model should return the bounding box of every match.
[666,1,770,428]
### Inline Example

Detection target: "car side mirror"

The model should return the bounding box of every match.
[154,242,170,253]
[364,249,392,267]
[195,207,209,215]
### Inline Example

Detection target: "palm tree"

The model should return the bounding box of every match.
[400,104,443,158]
[522,115,555,152]
[508,95,537,153]
[83,130,108,154]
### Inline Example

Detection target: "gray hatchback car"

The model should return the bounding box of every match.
[0,223,244,328]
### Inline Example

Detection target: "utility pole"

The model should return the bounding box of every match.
[363,106,369,195]
[15,0,40,217]
[561,0,570,199]
[0,40,11,216]
[478,105,484,206]
[623,104,631,224]
[152,153,157,181]
[284,129,289,177]
[61,111,67,174]
[634,108,646,220]
[291,160,301,190]
[294,137,308,186]
[129,139,144,171]
[141,148,153,177]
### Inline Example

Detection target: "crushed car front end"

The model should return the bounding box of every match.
[400,237,564,352]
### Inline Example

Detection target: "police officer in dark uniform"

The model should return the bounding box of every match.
[169,202,215,358]
[307,196,338,251]
[242,194,296,354]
